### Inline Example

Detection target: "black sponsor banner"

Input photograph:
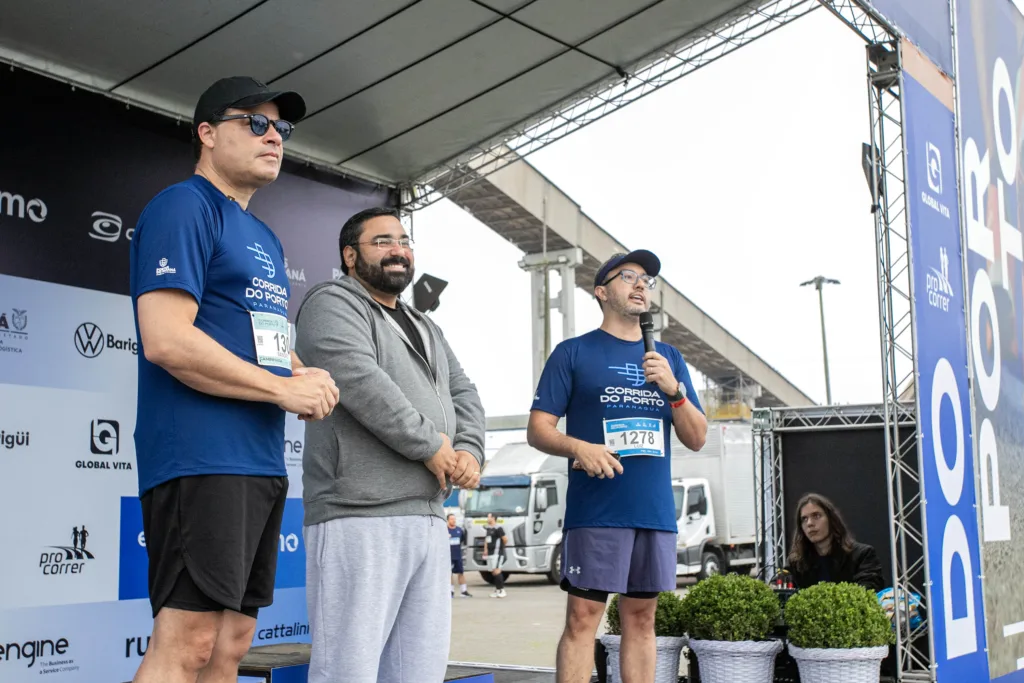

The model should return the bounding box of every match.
[0,67,396,318]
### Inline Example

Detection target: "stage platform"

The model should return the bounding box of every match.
[230,644,558,683]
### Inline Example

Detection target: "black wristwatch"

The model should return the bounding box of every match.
[668,384,684,403]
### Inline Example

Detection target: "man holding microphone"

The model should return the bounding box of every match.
[527,250,707,683]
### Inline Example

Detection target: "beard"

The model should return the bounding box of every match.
[607,290,646,317]
[354,250,414,295]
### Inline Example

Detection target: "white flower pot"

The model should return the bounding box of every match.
[687,638,783,683]
[600,634,687,683]
[788,644,889,683]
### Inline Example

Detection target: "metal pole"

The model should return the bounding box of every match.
[801,275,840,405]
[817,284,832,405]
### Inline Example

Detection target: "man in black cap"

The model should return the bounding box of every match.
[527,250,708,683]
[129,77,339,683]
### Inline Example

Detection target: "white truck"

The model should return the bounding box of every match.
[670,421,758,579]
[462,443,568,584]
[461,421,757,583]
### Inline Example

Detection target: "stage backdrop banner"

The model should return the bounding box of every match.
[863,0,954,76]
[955,0,1024,680]
[903,42,990,683]
[0,66,395,683]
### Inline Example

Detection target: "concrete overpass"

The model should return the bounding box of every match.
[446,148,814,410]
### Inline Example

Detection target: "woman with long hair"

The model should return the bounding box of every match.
[786,493,884,591]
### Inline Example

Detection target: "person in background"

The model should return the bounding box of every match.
[787,492,884,591]
[448,514,472,597]
[482,512,509,598]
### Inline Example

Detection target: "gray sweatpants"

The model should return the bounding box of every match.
[304,515,451,683]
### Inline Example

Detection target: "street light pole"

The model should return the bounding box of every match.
[800,276,841,405]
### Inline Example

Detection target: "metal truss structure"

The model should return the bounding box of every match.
[752,403,916,575]
[753,12,934,679]
[400,0,823,210]
[867,38,934,682]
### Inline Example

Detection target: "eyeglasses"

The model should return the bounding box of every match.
[360,237,415,251]
[601,268,657,290]
[212,113,295,141]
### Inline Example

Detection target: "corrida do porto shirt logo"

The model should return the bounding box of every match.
[244,242,289,313]
[601,363,666,413]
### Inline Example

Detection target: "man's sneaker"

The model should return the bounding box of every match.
[490,590,500,598]
[496,589,507,598]
[461,591,473,598]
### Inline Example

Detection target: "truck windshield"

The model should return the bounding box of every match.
[463,486,530,517]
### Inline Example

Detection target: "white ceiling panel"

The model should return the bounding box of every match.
[0,0,785,186]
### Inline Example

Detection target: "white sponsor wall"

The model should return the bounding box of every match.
[0,66,394,682]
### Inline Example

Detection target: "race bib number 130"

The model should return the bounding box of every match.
[250,312,292,370]
[603,417,663,457]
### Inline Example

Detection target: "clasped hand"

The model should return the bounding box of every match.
[425,434,480,491]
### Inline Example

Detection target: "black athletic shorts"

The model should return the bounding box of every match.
[140,474,289,619]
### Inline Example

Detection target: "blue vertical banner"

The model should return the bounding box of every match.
[903,42,990,683]
[955,0,1024,680]
[863,0,954,76]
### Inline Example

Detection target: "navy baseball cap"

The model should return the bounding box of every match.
[193,76,306,135]
[594,250,661,288]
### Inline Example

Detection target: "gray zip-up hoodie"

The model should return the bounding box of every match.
[294,276,486,526]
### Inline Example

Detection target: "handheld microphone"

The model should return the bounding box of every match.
[639,312,656,355]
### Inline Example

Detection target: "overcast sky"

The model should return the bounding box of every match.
[402,8,881,422]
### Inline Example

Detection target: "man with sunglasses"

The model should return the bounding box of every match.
[129,77,339,683]
[295,206,485,683]
[527,250,708,683]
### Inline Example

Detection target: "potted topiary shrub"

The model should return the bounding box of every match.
[784,582,896,683]
[600,591,687,683]
[679,574,783,683]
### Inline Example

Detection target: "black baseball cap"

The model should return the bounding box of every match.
[594,250,661,288]
[192,76,307,135]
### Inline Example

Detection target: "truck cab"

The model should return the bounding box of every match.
[669,422,757,580]
[462,443,567,584]
[673,477,721,578]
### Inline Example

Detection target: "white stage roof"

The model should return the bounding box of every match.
[0,0,815,190]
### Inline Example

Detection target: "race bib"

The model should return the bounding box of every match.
[603,417,664,457]
[250,312,291,370]
[450,536,460,546]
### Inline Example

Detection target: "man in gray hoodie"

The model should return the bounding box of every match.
[294,206,486,683]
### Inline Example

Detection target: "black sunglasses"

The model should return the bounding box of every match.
[212,113,294,141]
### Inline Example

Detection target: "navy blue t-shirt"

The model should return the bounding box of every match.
[129,175,291,495]
[449,526,465,560]
[531,329,703,532]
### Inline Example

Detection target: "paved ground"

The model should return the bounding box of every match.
[449,572,697,669]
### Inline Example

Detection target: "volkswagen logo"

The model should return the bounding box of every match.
[74,323,105,358]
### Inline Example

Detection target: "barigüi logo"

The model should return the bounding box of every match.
[1,429,29,450]
[73,322,138,358]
